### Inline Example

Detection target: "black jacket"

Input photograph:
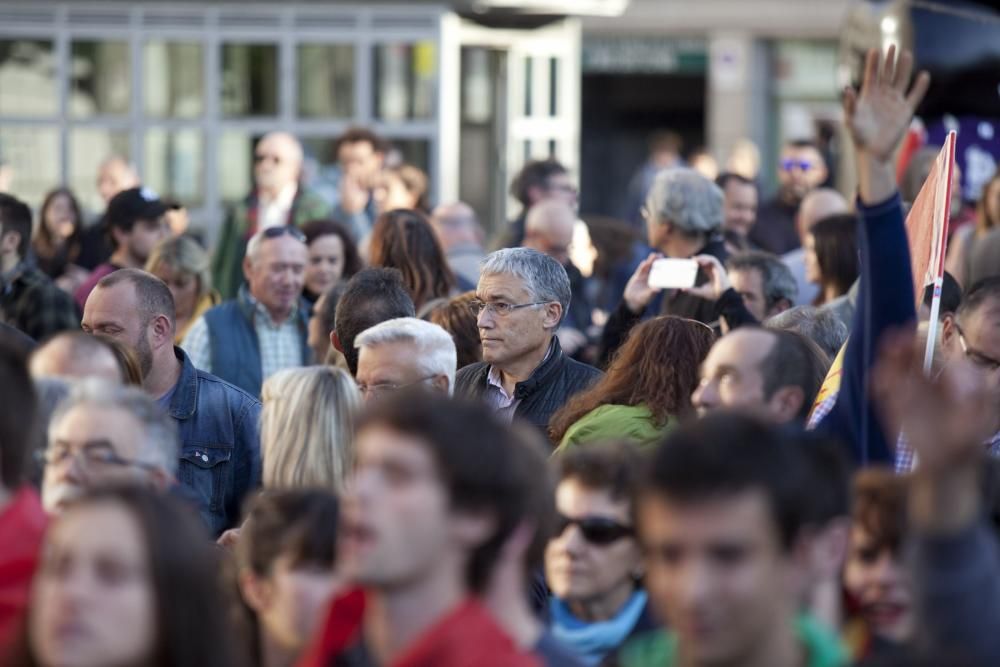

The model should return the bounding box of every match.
[455,337,602,439]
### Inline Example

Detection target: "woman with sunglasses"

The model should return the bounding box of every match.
[545,441,658,666]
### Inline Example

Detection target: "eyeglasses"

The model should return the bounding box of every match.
[781,158,814,172]
[357,374,438,400]
[555,513,633,546]
[262,225,307,244]
[254,153,282,164]
[39,441,162,473]
[955,323,1000,372]
[468,299,550,317]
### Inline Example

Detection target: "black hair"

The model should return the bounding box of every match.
[300,219,363,280]
[334,267,416,375]
[921,271,962,318]
[509,159,569,209]
[715,171,755,191]
[810,213,860,300]
[555,440,644,504]
[0,192,33,259]
[758,328,831,421]
[958,276,1000,323]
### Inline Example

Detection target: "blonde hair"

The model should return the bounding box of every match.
[260,366,360,492]
[145,235,212,300]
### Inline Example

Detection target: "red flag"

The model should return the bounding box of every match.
[904,132,956,306]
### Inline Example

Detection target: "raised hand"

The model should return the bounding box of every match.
[683,254,731,301]
[623,252,663,314]
[843,45,931,164]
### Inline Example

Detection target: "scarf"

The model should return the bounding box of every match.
[549,591,648,666]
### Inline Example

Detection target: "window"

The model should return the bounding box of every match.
[145,128,204,206]
[298,44,355,118]
[0,126,60,207]
[0,40,57,116]
[70,41,130,117]
[374,42,435,121]
[144,42,204,118]
[69,128,131,213]
[221,43,278,117]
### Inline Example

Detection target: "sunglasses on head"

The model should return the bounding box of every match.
[556,514,633,546]
[781,158,814,172]
[262,225,306,244]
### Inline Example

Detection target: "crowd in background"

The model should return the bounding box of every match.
[2,46,1000,667]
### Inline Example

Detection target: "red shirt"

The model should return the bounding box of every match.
[298,588,540,667]
[0,488,47,651]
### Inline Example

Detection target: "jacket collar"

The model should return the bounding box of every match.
[513,337,563,400]
[169,347,200,420]
[236,284,310,331]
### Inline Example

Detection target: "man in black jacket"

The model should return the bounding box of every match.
[455,248,601,438]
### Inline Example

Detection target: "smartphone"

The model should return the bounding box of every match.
[648,258,699,290]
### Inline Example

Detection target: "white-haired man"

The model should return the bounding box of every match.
[183,226,312,397]
[41,380,178,514]
[355,317,457,401]
[212,132,331,299]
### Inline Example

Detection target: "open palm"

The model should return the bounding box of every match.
[843,45,931,162]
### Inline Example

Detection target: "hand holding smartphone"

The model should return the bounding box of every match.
[647,258,699,290]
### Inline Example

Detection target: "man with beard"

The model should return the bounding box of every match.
[82,268,261,535]
[749,141,828,255]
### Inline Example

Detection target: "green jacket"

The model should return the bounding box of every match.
[557,404,672,452]
[617,615,848,667]
[211,187,331,300]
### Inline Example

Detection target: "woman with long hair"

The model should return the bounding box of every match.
[299,220,363,305]
[550,316,715,450]
[259,366,360,493]
[368,209,456,312]
[374,164,430,214]
[804,213,860,306]
[145,236,220,344]
[426,291,482,370]
[15,485,241,667]
[32,188,88,292]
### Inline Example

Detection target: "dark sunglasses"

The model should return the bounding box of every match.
[556,513,633,546]
[781,158,814,172]
[262,225,306,244]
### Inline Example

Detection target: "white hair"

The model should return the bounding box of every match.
[355,317,457,395]
[48,379,178,475]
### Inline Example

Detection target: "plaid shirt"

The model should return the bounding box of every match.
[181,290,304,381]
[0,262,79,341]
[895,431,1000,473]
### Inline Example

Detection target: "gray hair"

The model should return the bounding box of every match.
[48,379,178,475]
[727,251,798,310]
[355,317,457,395]
[479,248,571,326]
[765,306,848,360]
[646,167,723,234]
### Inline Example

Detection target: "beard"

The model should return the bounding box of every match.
[134,332,154,379]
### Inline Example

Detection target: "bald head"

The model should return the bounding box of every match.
[30,332,123,384]
[254,132,304,196]
[524,200,576,264]
[797,188,849,239]
[97,156,140,204]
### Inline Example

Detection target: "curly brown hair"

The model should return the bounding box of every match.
[851,467,909,556]
[549,316,715,444]
[369,209,455,311]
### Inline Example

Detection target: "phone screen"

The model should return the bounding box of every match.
[648,258,699,290]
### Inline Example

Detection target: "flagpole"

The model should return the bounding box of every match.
[922,131,958,375]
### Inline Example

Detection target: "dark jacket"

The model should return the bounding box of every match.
[0,262,79,341]
[202,286,311,397]
[455,337,602,437]
[598,236,728,367]
[749,195,800,255]
[169,347,262,536]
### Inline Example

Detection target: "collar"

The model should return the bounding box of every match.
[487,337,560,400]
[258,182,298,209]
[236,284,309,330]
[168,347,200,420]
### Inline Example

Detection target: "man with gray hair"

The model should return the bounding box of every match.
[184,226,312,397]
[765,306,848,360]
[727,251,797,322]
[455,247,602,436]
[355,317,457,401]
[599,168,727,364]
[41,380,178,514]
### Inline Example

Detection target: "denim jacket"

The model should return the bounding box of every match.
[169,347,261,536]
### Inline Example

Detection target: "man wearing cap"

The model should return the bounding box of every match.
[182,226,312,397]
[0,194,78,340]
[73,186,170,310]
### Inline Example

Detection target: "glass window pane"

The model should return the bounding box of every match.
[69,128,131,214]
[70,41,131,117]
[385,139,431,174]
[0,40,57,116]
[373,42,436,121]
[221,44,278,117]
[0,126,60,209]
[144,128,203,207]
[218,130,260,204]
[297,44,355,118]
[144,42,204,118]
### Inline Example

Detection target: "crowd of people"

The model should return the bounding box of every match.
[2,45,1000,667]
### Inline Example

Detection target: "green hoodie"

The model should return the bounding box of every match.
[617,615,848,667]
[556,404,673,452]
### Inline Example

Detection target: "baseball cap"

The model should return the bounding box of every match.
[104,186,168,231]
